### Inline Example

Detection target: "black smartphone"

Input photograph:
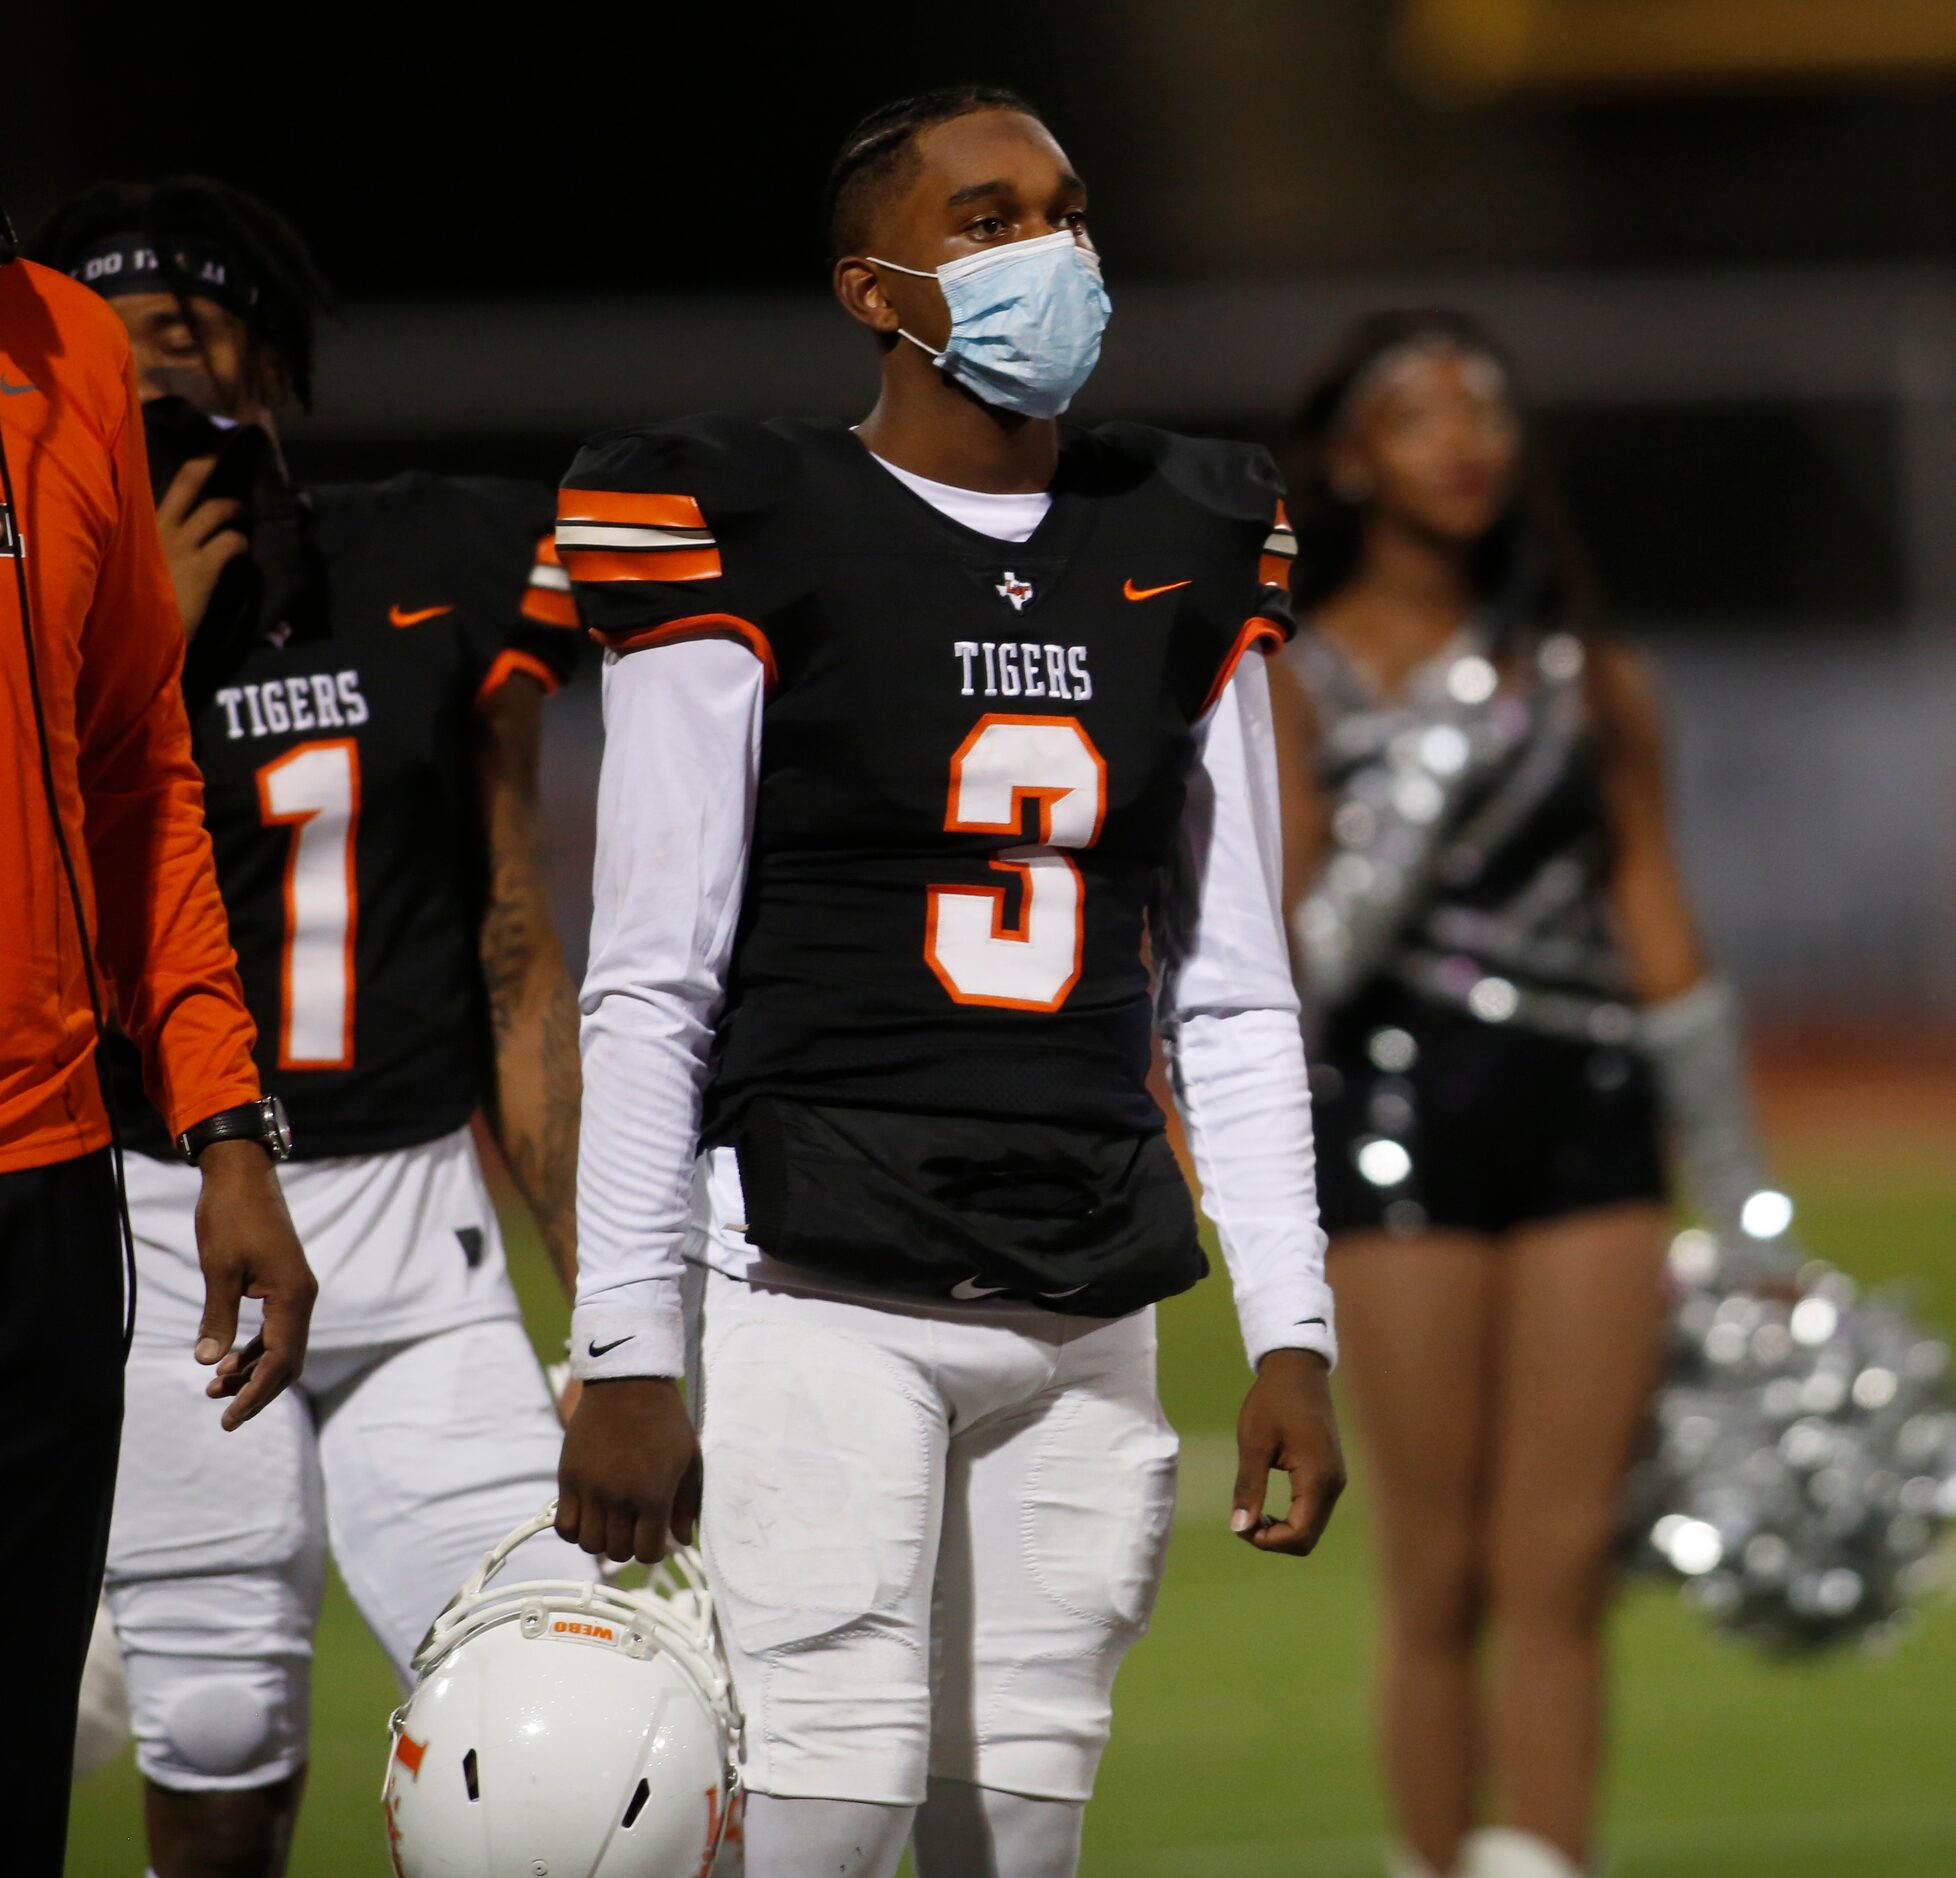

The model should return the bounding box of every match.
[142,395,273,518]
[140,396,276,706]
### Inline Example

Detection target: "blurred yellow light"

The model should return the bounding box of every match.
[1398,0,1956,96]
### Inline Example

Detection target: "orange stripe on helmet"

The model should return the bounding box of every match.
[1258,551,1293,591]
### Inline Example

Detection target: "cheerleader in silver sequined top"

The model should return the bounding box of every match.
[1269,312,1793,1878]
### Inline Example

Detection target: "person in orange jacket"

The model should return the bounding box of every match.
[0,214,314,1872]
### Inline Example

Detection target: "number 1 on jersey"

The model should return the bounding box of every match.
[256,739,361,1069]
[926,715,1107,1013]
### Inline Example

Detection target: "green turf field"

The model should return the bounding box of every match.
[66,1155,1956,1876]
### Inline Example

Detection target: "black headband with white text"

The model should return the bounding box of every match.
[68,231,259,317]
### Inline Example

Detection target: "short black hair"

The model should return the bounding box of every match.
[36,175,335,410]
[824,85,1041,260]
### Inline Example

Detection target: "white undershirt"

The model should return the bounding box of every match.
[869,452,1053,543]
[571,467,1334,1381]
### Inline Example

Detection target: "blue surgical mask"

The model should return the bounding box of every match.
[867,230,1112,419]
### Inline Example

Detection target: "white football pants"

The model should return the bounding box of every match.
[696,1267,1179,1807]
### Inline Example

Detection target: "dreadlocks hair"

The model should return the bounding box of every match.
[1280,308,1585,636]
[824,85,1041,261]
[37,176,335,411]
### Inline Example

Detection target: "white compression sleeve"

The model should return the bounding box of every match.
[571,638,764,1381]
[912,1777,1086,1878]
[1157,656,1336,1370]
[744,1796,915,1878]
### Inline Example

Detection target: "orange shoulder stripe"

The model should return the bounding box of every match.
[596,612,778,692]
[475,647,563,707]
[1200,616,1286,717]
[520,586,581,628]
[556,488,707,531]
[560,546,722,584]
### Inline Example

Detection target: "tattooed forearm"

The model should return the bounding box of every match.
[482,843,541,1041]
[481,868,582,1297]
[476,677,581,1299]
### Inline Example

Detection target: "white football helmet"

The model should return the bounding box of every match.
[382,1505,741,1877]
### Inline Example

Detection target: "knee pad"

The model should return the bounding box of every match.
[114,1563,318,1789]
[1022,1392,1178,1636]
[142,1667,300,1789]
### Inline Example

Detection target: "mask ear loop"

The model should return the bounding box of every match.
[860,255,948,364]
[860,235,1098,369]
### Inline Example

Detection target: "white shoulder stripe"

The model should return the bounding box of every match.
[556,522,717,552]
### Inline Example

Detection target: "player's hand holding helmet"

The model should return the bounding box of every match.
[381,1504,741,1876]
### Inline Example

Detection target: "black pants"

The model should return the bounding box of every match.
[1,1148,124,1874]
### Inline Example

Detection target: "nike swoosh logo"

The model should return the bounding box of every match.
[0,376,39,396]
[586,1334,635,1359]
[1294,1317,1327,1329]
[1123,578,1191,602]
[951,1278,1011,1301]
[389,603,454,628]
[1040,1284,1090,1300]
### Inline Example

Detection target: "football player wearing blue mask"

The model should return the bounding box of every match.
[553,87,1344,1878]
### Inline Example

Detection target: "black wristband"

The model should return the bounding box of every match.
[177,1095,294,1165]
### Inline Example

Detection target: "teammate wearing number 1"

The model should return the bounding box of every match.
[555,88,1343,1878]
[41,179,597,1876]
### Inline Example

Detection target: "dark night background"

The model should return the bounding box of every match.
[19,8,1956,289]
[36,13,1956,1870]
[13,1,1956,1016]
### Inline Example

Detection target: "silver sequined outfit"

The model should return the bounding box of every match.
[1288,620,1667,1237]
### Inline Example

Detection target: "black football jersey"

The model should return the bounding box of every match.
[560,417,1294,1148]
[113,473,581,1160]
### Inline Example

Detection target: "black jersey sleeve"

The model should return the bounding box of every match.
[432,477,584,706]
[1202,467,1296,714]
[1115,428,1297,714]
[556,416,802,687]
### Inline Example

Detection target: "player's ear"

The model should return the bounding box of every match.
[833,256,900,337]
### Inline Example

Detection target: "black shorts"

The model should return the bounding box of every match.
[1310,985,1667,1239]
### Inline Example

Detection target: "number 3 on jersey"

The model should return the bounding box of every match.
[926,715,1107,1013]
[256,740,361,1069]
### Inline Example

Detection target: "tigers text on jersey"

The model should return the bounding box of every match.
[565,417,1337,1377]
[111,473,580,1160]
[560,416,1295,1143]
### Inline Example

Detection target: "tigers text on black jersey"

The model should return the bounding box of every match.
[559,417,1294,1149]
[113,473,581,1161]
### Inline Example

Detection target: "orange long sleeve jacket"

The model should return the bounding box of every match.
[0,257,259,1173]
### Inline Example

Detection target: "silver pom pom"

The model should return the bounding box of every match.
[1623,1230,1956,1653]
